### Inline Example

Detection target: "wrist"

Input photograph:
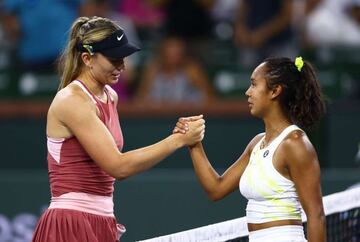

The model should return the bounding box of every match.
[188,142,202,150]
[170,133,185,149]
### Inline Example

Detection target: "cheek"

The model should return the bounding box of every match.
[95,64,114,76]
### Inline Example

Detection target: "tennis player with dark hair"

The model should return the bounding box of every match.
[32,16,205,242]
[175,57,326,241]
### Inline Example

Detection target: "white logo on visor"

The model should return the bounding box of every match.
[117,34,124,41]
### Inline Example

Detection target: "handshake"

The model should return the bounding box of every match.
[172,114,206,147]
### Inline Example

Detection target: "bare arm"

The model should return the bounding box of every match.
[188,134,263,201]
[248,0,293,48]
[234,0,250,47]
[135,61,158,101]
[305,0,322,15]
[187,61,215,101]
[48,88,205,180]
[0,13,20,42]
[282,132,326,242]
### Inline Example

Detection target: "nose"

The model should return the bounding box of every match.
[245,86,251,97]
[115,62,125,72]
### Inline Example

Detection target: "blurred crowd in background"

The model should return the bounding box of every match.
[0,0,359,103]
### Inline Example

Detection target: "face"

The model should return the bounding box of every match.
[161,38,186,67]
[245,62,273,117]
[89,53,125,85]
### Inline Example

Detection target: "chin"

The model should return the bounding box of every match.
[108,78,119,85]
[249,109,261,118]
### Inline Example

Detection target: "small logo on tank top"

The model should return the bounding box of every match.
[263,150,269,157]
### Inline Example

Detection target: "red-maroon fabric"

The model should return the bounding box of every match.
[32,209,120,242]
[48,81,123,197]
[33,81,125,241]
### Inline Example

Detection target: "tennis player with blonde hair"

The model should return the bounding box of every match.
[32,16,205,242]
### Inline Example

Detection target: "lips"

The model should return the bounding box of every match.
[112,73,121,80]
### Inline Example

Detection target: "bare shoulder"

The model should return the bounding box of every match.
[283,130,315,152]
[49,84,97,122]
[246,133,265,154]
[280,130,318,166]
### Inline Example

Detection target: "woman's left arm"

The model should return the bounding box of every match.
[283,131,326,242]
[187,61,215,101]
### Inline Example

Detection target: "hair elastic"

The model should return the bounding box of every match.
[295,56,304,72]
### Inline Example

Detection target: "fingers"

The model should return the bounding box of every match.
[178,114,203,122]
[188,114,203,121]
[192,123,206,142]
[175,115,204,134]
[173,127,181,134]
[198,129,205,142]
[173,121,189,134]
[188,127,206,146]
[192,118,205,128]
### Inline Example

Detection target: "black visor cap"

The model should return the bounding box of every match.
[100,42,140,60]
[77,29,140,59]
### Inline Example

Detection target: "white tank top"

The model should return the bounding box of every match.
[239,125,302,224]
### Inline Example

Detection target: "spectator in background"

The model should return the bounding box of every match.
[210,0,240,41]
[305,0,360,47]
[136,36,215,104]
[1,0,83,71]
[163,0,215,66]
[349,0,360,25]
[80,0,142,102]
[0,4,14,73]
[234,0,297,69]
[117,0,166,40]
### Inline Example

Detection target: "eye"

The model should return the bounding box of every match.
[105,56,124,66]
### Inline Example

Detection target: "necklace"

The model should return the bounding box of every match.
[260,138,269,149]
[261,123,290,149]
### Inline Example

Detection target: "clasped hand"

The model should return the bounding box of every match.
[173,115,205,146]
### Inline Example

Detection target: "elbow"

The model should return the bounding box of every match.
[307,209,326,226]
[101,154,134,180]
[104,165,132,180]
[319,213,326,226]
[106,170,127,180]
[112,169,133,180]
[207,191,223,202]
[209,195,221,202]
[113,173,128,181]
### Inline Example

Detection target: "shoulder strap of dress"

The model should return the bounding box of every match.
[104,85,114,103]
[72,80,97,104]
[271,125,302,149]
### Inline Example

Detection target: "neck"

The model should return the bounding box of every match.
[262,110,292,144]
[77,72,105,97]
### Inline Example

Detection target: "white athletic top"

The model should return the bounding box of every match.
[239,125,302,224]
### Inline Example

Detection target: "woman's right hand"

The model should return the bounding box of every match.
[173,115,204,134]
[180,118,205,147]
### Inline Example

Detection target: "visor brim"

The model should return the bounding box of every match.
[100,43,140,59]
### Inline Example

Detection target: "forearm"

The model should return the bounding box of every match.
[254,2,292,42]
[255,14,291,42]
[113,134,184,179]
[189,143,221,199]
[306,215,326,242]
